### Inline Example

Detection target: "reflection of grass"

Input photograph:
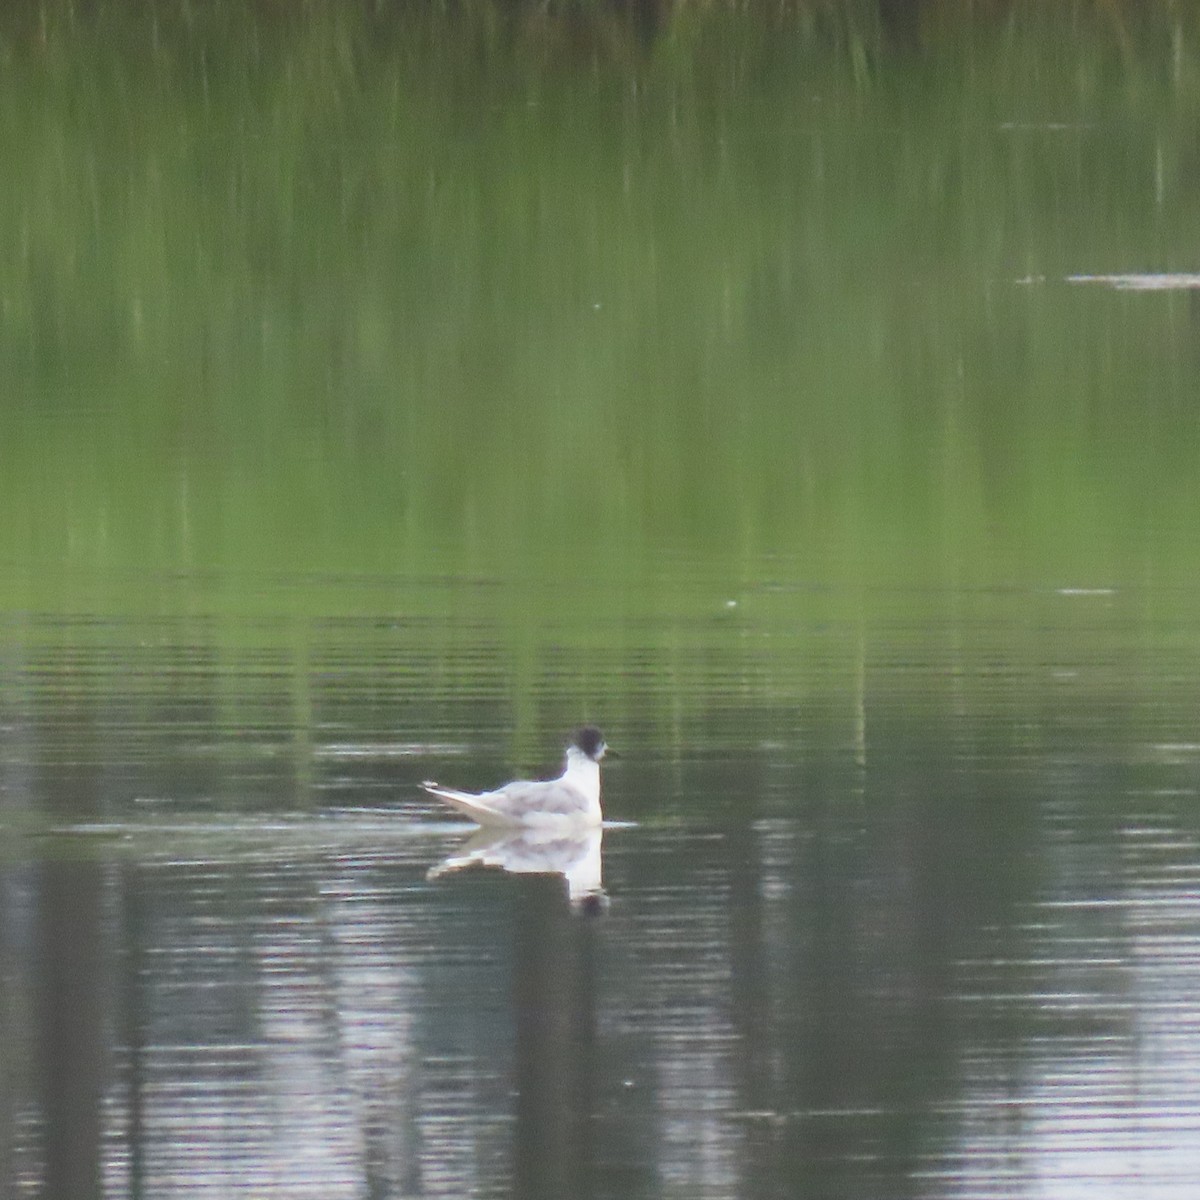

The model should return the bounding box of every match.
[2,1,1200,634]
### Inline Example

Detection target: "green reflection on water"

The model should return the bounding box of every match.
[2,4,1200,649]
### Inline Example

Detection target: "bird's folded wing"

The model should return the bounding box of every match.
[493,780,588,817]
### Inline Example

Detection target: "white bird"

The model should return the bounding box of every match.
[422,726,613,828]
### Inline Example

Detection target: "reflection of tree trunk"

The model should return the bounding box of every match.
[727,818,776,1192]
[612,0,662,49]
[120,865,147,1200]
[879,0,923,51]
[0,869,29,1198]
[512,876,596,1200]
[38,858,106,1200]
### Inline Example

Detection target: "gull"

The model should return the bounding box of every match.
[422,726,612,828]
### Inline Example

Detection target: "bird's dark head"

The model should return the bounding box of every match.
[571,726,611,762]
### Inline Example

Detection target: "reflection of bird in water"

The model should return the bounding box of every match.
[428,824,605,907]
[422,727,613,828]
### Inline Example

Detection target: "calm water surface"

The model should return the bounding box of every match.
[7,4,1200,1196]
[5,591,1200,1198]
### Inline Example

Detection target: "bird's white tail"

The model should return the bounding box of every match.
[422,782,511,827]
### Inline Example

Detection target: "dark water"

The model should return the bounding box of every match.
[4,602,1200,1198]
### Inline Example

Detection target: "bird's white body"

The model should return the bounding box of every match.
[422,730,609,828]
